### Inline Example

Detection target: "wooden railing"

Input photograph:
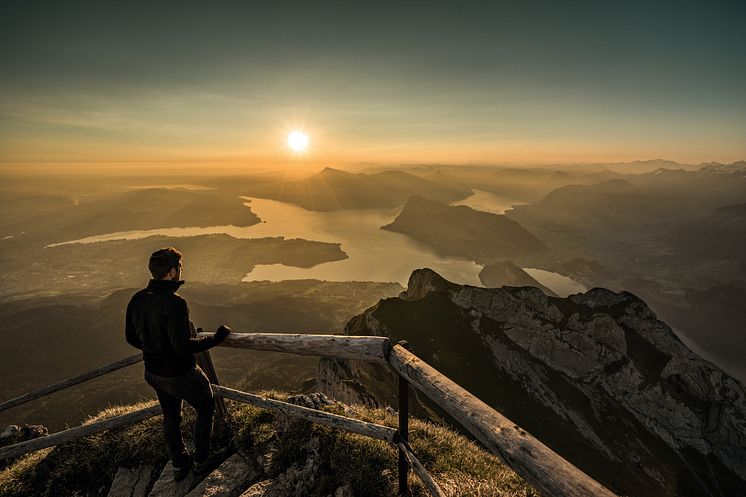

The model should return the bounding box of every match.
[0,332,618,497]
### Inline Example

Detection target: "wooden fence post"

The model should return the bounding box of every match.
[398,340,411,496]
[398,373,410,495]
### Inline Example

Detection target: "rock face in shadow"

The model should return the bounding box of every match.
[318,268,746,497]
[382,195,546,264]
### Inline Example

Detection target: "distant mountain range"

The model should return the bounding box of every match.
[242,167,473,210]
[0,187,260,246]
[318,268,746,497]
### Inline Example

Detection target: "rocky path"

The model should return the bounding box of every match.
[105,393,361,497]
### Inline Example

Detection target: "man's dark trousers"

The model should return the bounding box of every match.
[145,366,215,466]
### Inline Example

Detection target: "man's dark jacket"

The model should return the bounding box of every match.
[126,279,220,376]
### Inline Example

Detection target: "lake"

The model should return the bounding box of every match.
[523,268,588,297]
[47,191,586,292]
[451,189,525,214]
[49,197,483,286]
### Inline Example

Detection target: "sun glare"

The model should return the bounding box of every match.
[287,130,309,153]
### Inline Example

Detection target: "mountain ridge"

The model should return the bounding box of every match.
[318,268,746,497]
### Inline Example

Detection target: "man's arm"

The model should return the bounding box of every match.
[167,298,228,354]
[125,299,143,350]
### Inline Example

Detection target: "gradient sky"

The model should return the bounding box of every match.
[1,0,745,168]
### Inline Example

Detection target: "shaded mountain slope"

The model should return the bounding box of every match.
[381,196,546,263]
[669,203,746,262]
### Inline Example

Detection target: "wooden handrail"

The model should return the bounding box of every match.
[398,441,446,497]
[387,344,617,497]
[0,404,161,460]
[0,333,619,497]
[213,385,397,442]
[199,332,390,363]
[0,386,398,460]
[0,354,143,413]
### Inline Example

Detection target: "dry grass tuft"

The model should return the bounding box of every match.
[0,393,537,497]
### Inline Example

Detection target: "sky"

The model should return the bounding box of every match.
[1,0,745,169]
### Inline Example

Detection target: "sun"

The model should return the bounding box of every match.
[287,130,309,153]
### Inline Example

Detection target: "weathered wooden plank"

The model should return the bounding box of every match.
[199,332,390,363]
[213,385,398,442]
[398,374,409,495]
[0,404,161,460]
[387,345,618,497]
[0,354,143,413]
[398,442,446,497]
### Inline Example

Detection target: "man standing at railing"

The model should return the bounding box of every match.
[125,247,231,481]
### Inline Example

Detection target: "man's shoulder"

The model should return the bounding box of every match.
[128,287,150,303]
[166,292,188,311]
[127,286,187,309]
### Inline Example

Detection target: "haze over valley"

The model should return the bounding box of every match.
[2,161,745,393]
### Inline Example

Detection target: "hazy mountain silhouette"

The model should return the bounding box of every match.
[242,167,473,210]
[670,202,746,261]
[381,195,546,263]
[1,188,260,245]
[506,165,746,281]
[508,178,691,233]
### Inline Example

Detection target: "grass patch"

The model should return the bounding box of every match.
[1,393,537,497]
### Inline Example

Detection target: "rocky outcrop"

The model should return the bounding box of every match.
[322,268,746,497]
[315,356,385,408]
[239,480,352,497]
[0,424,48,448]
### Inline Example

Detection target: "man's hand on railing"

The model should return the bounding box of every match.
[214,325,232,344]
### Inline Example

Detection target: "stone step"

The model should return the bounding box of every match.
[147,461,196,497]
[185,453,260,497]
[107,465,154,497]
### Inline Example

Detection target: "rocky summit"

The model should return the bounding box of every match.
[318,268,746,497]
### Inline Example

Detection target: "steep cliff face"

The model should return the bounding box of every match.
[318,268,746,497]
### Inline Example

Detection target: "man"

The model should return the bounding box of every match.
[125,247,231,481]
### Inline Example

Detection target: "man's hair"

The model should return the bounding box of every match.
[148,247,182,279]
